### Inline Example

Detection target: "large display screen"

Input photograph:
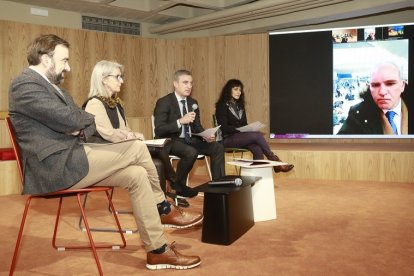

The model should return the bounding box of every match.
[269,23,414,138]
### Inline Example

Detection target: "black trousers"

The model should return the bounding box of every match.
[147,142,176,192]
[167,137,225,189]
[150,158,167,193]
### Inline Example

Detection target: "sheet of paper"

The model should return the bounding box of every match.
[192,125,221,137]
[236,121,265,132]
[143,138,168,147]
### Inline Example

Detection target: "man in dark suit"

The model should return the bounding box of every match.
[153,69,225,199]
[338,62,408,135]
[9,34,201,270]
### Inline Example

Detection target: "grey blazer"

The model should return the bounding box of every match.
[9,68,96,195]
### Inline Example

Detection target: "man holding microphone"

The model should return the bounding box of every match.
[153,69,225,204]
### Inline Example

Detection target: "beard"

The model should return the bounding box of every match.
[46,61,65,85]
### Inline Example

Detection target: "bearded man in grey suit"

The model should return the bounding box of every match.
[8,34,202,270]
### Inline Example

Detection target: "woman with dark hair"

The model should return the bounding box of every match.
[215,79,294,173]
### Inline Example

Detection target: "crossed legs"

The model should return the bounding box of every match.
[70,140,166,251]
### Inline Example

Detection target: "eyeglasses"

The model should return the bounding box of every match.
[107,74,124,82]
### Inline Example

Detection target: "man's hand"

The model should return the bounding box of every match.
[202,135,216,143]
[179,111,196,125]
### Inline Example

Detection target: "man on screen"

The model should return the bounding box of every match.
[337,62,408,135]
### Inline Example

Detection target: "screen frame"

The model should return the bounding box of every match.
[268,22,414,140]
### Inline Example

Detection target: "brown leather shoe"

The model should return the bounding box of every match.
[146,242,201,270]
[160,205,203,228]
[274,164,294,173]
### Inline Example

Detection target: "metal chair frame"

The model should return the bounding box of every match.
[224,147,250,175]
[6,117,126,276]
[78,188,138,234]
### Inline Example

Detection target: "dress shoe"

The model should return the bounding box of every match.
[147,242,201,270]
[165,192,190,207]
[177,188,198,198]
[265,152,294,173]
[273,164,294,173]
[170,182,198,198]
[176,198,190,208]
[160,204,203,228]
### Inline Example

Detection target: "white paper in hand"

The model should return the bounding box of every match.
[236,121,265,132]
[192,125,221,137]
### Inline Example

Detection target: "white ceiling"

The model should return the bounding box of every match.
[4,0,414,36]
[4,0,261,24]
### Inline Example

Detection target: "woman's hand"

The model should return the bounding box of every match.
[113,129,130,141]
[131,132,145,141]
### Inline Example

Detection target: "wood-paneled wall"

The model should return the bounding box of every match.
[0,20,268,131]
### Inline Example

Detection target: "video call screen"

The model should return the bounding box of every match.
[269,23,414,138]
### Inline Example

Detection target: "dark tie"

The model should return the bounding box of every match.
[386,111,398,134]
[181,100,191,143]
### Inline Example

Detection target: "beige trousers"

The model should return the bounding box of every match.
[69,139,167,251]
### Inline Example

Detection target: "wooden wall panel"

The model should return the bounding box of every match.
[0,161,21,195]
[0,20,268,131]
[126,116,153,140]
[0,120,11,148]
[274,148,414,183]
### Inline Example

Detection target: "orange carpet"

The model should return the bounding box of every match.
[1,177,414,275]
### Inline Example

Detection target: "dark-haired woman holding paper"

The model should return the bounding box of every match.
[215,79,294,173]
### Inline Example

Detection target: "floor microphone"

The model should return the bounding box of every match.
[208,178,243,186]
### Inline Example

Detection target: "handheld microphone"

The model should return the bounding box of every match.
[191,103,198,111]
[208,177,243,186]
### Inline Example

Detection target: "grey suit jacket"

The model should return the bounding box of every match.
[9,68,96,195]
[153,92,204,139]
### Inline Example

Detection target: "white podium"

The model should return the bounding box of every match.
[227,159,283,222]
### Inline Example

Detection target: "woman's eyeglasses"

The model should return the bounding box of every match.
[107,74,124,82]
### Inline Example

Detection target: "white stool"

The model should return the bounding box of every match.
[228,160,282,222]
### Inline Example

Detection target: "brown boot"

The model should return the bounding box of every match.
[273,163,294,173]
[265,152,294,173]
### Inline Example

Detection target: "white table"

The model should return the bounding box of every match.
[227,160,283,222]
